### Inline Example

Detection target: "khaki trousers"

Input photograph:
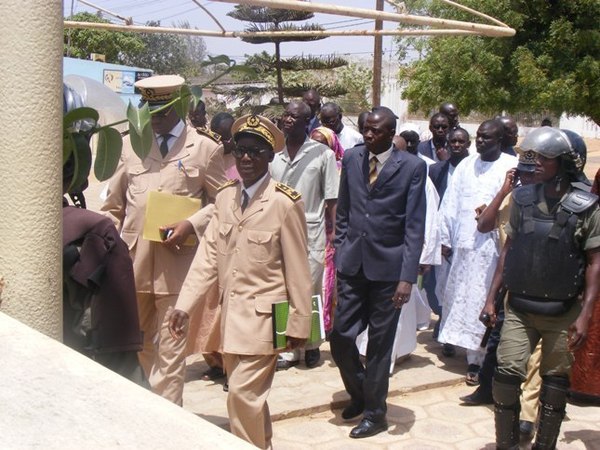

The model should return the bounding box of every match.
[137,292,187,405]
[520,342,542,422]
[223,353,278,450]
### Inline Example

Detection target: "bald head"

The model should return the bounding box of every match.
[475,119,504,161]
[439,102,459,128]
[288,100,311,119]
[302,89,321,118]
[495,115,518,147]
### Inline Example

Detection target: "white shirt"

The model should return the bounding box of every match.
[155,120,185,153]
[369,145,394,172]
[337,125,363,150]
[242,172,269,201]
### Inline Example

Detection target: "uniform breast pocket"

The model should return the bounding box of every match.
[172,165,202,194]
[247,230,274,263]
[127,165,151,194]
[217,223,234,255]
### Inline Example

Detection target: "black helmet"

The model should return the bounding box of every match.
[518,127,588,184]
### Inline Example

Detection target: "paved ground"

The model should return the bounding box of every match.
[83,137,600,448]
[181,327,600,450]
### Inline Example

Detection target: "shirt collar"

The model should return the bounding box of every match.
[155,119,185,139]
[369,144,394,165]
[242,172,270,201]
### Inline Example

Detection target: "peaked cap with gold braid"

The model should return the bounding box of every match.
[231,114,285,152]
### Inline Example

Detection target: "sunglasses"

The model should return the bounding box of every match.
[232,146,270,160]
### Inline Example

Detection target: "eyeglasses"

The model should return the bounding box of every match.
[232,146,270,160]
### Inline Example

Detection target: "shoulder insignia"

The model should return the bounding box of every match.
[217,179,239,192]
[561,189,599,214]
[275,182,301,201]
[196,126,222,144]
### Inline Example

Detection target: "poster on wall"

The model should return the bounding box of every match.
[103,70,152,94]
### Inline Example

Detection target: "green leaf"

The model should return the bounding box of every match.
[63,132,75,165]
[94,127,123,181]
[229,65,257,77]
[67,133,92,194]
[172,84,191,120]
[128,102,153,160]
[190,85,204,108]
[127,101,150,135]
[201,54,233,67]
[64,107,99,130]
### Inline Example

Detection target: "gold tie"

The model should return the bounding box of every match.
[369,156,378,186]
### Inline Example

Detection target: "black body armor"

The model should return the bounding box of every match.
[503,185,597,314]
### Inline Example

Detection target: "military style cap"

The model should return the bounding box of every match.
[516,148,536,173]
[231,114,285,152]
[135,74,185,109]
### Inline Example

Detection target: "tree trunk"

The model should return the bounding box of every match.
[275,40,284,104]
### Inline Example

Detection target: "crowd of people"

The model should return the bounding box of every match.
[62,74,600,450]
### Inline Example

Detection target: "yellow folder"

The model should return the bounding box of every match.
[142,191,202,246]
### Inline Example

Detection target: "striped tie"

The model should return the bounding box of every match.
[369,156,378,186]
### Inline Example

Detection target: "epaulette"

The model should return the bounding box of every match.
[196,126,222,144]
[561,189,598,214]
[275,182,301,201]
[217,179,239,192]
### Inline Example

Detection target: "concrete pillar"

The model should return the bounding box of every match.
[0,1,63,338]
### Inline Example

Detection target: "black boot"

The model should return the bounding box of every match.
[532,375,569,450]
[492,370,522,450]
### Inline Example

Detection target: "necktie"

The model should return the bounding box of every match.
[159,134,172,158]
[369,156,378,186]
[241,190,249,212]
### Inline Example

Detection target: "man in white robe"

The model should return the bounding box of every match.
[437,119,517,381]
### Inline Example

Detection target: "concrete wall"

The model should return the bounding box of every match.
[0,312,253,449]
[0,1,63,338]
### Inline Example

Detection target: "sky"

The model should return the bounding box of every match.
[64,0,399,62]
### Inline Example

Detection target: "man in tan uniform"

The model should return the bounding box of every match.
[169,115,312,449]
[101,74,226,405]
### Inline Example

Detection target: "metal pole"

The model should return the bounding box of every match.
[372,0,384,106]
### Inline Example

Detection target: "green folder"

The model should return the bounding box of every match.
[272,295,324,350]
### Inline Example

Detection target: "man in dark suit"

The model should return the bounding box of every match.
[330,107,427,439]
[417,112,450,162]
[429,126,471,200]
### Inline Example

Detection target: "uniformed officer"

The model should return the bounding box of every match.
[490,128,600,449]
[101,74,226,405]
[169,115,313,449]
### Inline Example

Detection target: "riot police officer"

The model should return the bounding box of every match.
[487,127,600,449]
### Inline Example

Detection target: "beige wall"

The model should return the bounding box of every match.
[0,1,63,338]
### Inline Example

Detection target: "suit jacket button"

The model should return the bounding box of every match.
[361,232,367,237]
[365,213,370,218]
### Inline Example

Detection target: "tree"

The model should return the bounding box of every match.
[64,12,144,63]
[397,0,600,125]
[121,21,207,77]
[227,4,346,104]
